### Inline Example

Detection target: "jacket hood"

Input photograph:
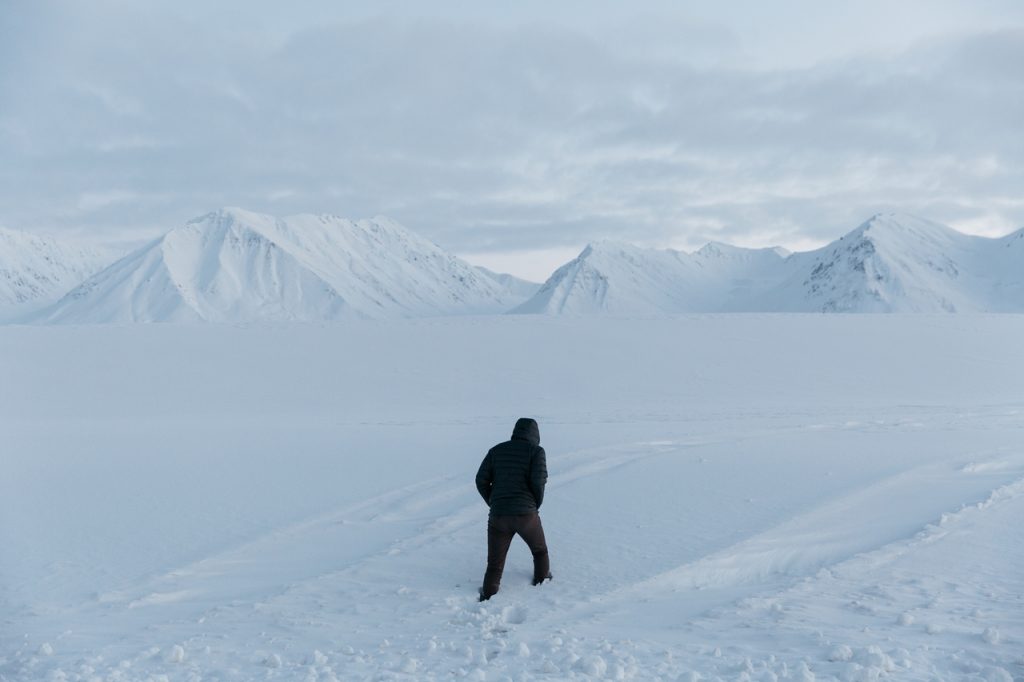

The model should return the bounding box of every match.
[511,417,540,446]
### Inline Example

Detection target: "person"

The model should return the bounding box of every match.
[475,417,552,601]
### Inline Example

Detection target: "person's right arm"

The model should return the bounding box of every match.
[475,451,493,505]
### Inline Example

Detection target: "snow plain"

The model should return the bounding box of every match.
[2,315,1023,681]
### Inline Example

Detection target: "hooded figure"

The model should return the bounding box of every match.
[475,417,551,600]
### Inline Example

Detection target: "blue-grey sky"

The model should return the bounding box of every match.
[3,0,1023,279]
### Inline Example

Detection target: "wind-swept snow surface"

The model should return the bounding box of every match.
[517,213,1024,314]
[2,315,1023,680]
[31,208,526,323]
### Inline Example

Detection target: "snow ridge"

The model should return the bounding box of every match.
[31,208,528,323]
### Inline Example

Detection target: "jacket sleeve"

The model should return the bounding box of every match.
[475,451,493,505]
[529,446,548,509]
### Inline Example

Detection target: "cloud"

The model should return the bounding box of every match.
[1,5,1022,277]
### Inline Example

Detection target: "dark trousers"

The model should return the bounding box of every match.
[482,512,549,598]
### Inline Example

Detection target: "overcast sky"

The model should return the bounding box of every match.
[3,1,1023,279]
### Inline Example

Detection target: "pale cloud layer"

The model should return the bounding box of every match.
[3,1,1023,279]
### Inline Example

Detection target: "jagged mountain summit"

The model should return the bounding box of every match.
[31,208,530,323]
[515,213,1024,314]
[0,227,121,310]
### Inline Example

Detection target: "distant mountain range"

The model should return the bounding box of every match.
[1,210,1021,323]
[515,213,1024,314]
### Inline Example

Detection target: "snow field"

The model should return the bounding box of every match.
[1,314,1023,680]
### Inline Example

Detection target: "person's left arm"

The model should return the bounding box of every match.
[529,446,548,509]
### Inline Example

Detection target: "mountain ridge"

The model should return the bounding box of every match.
[5,210,1023,322]
[0,227,122,310]
[516,213,1024,314]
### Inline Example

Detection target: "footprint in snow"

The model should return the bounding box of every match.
[502,605,527,624]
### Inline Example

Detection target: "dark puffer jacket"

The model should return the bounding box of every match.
[475,418,548,516]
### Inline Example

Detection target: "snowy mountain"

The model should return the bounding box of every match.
[512,239,790,314]
[0,228,121,309]
[12,211,1024,322]
[515,213,1024,314]
[763,213,1023,313]
[30,208,529,323]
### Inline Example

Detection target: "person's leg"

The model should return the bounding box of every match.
[516,513,551,585]
[482,516,515,599]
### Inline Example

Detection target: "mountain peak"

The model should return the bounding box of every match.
[581,239,647,254]
[695,241,735,258]
[182,207,281,235]
[696,241,790,260]
[850,212,959,241]
[186,206,262,225]
[31,209,530,323]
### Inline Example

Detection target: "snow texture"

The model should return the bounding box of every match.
[2,314,1023,680]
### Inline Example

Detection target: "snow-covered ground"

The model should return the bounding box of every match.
[2,315,1023,681]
